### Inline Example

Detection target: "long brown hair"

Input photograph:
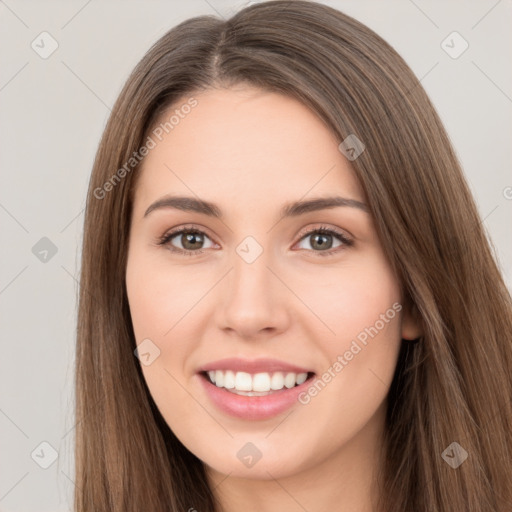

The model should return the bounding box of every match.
[75,1,512,510]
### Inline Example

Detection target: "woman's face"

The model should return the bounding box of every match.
[126,85,420,481]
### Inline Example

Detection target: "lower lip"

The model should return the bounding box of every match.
[198,373,314,421]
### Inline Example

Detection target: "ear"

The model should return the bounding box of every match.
[401,301,423,340]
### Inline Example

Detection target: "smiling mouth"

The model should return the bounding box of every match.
[200,370,316,396]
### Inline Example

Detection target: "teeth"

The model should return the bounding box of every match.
[270,372,284,390]
[206,370,309,392]
[296,372,307,385]
[253,372,271,392]
[235,372,252,391]
[215,370,224,387]
[224,370,235,389]
[284,373,297,388]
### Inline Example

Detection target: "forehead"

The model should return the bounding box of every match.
[134,86,365,211]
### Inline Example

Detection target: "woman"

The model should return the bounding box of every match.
[75,1,512,510]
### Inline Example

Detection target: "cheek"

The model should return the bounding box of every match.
[293,256,403,430]
[289,252,401,346]
[126,248,212,402]
[126,252,205,427]
[126,247,208,342]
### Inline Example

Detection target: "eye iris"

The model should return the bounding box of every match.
[311,233,332,250]
[182,232,203,250]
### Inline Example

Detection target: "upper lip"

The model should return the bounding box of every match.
[198,358,313,375]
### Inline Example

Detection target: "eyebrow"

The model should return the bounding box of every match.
[143,194,369,219]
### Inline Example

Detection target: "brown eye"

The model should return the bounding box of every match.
[295,227,353,256]
[158,228,215,254]
[308,232,334,250]
[179,231,205,251]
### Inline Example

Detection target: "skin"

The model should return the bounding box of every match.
[125,85,422,512]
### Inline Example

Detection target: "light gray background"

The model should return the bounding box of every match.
[1,1,511,510]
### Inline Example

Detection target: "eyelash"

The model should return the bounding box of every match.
[156,224,354,258]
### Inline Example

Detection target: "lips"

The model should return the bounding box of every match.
[198,357,312,375]
[196,358,316,420]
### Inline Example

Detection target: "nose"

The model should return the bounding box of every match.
[216,247,291,340]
